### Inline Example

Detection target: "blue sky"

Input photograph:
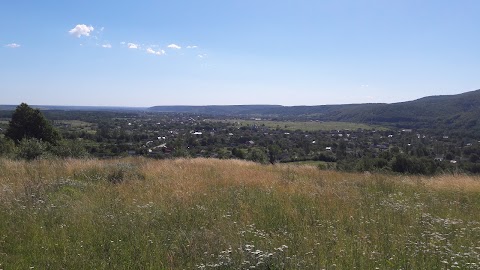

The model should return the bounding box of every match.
[1,1,479,106]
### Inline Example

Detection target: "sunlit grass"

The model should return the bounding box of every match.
[1,157,479,269]
[211,119,385,131]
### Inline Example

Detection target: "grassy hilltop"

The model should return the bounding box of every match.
[1,158,480,269]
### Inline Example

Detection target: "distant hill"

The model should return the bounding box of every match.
[148,105,283,115]
[3,89,479,134]
[0,105,147,112]
[323,90,480,132]
[148,89,480,134]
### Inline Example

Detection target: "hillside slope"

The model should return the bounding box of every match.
[325,89,480,131]
[1,157,480,269]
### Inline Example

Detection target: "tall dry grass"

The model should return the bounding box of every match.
[0,157,479,269]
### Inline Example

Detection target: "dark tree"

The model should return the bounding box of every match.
[268,144,281,164]
[5,103,60,144]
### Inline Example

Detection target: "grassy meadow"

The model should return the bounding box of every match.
[212,120,384,131]
[1,157,479,269]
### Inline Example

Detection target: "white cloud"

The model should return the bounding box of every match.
[167,44,181,49]
[147,48,165,55]
[186,45,198,49]
[68,24,94,38]
[102,44,112,48]
[128,43,139,49]
[5,43,21,48]
[198,54,207,58]
[120,41,126,45]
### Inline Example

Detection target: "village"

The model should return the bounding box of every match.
[31,110,479,174]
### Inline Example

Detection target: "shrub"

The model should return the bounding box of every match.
[15,138,50,160]
[50,140,89,158]
[247,148,268,164]
[0,136,16,158]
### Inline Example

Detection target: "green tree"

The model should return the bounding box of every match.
[5,103,60,144]
[268,144,281,164]
[247,148,268,164]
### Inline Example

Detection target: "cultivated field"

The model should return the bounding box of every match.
[214,119,384,131]
[1,158,479,269]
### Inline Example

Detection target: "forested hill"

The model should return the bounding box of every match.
[148,89,480,133]
[321,89,480,132]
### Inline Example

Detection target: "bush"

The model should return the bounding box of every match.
[355,157,389,172]
[107,163,145,184]
[247,148,268,164]
[315,152,337,162]
[0,136,16,158]
[15,138,50,160]
[390,155,436,175]
[50,140,89,158]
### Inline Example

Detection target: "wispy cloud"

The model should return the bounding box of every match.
[68,24,94,38]
[128,43,139,49]
[146,48,166,55]
[102,44,112,48]
[5,43,21,48]
[167,44,181,49]
[198,54,207,58]
[186,45,198,49]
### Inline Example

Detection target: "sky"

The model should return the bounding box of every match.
[1,0,479,107]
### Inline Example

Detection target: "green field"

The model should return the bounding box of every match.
[214,119,386,131]
[54,120,93,127]
[54,120,96,134]
[1,157,479,269]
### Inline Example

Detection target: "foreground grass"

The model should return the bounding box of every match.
[0,158,479,269]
